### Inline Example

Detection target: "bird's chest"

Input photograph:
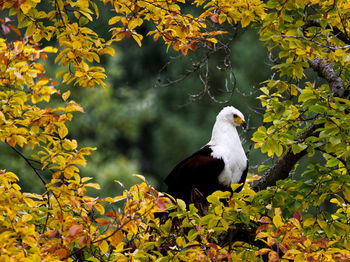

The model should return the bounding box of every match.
[211,145,247,187]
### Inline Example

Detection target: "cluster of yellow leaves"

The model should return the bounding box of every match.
[2,0,267,84]
[106,0,213,55]
[0,19,102,261]
[195,0,266,27]
[0,170,47,261]
[0,168,105,261]
[2,0,114,89]
[105,0,266,55]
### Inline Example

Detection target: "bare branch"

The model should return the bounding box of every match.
[8,144,47,187]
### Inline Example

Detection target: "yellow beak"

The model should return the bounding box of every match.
[234,117,247,129]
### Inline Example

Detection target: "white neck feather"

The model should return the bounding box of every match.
[208,118,247,186]
[208,120,241,147]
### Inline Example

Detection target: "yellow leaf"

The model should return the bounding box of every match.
[123,220,138,235]
[42,46,58,53]
[290,85,298,96]
[132,33,143,47]
[317,215,327,229]
[206,38,218,44]
[108,16,121,25]
[94,203,105,215]
[132,174,146,181]
[20,2,32,14]
[24,197,37,208]
[22,214,33,222]
[64,165,79,179]
[128,18,143,30]
[274,207,282,216]
[257,248,271,255]
[15,135,27,147]
[99,240,109,254]
[62,139,78,150]
[100,46,115,56]
[58,124,68,139]
[303,217,315,227]
[112,195,126,202]
[36,78,49,86]
[82,177,93,183]
[218,13,226,24]
[62,90,71,101]
[26,22,36,36]
[273,215,283,228]
[85,183,101,190]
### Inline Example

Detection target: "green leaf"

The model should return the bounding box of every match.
[291,143,307,154]
[309,105,327,114]
[343,186,350,202]
[177,199,186,211]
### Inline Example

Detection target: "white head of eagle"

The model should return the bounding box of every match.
[165,106,248,206]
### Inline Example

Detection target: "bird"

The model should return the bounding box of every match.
[164,106,248,213]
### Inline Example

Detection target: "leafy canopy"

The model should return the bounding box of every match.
[0,0,350,261]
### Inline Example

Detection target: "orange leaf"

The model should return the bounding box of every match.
[210,13,219,23]
[106,210,117,218]
[257,248,271,256]
[313,238,328,249]
[268,251,279,262]
[6,136,16,147]
[181,46,188,56]
[49,229,58,239]
[78,235,87,246]
[109,230,124,247]
[155,198,172,210]
[293,211,302,221]
[8,24,21,36]
[96,218,110,225]
[48,244,57,254]
[69,224,84,237]
[258,216,272,224]
[56,248,70,259]
[66,101,85,113]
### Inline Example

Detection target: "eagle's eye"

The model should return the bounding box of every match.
[233,114,237,118]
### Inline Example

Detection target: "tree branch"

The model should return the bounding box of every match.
[308,57,345,98]
[8,144,47,186]
[252,122,320,191]
[302,20,350,45]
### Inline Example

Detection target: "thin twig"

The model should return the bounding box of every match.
[8,144,47,186]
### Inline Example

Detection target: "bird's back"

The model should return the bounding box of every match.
[165,145,226,204]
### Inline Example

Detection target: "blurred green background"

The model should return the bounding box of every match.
[0,4,272,197]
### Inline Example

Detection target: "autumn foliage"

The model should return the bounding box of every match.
[1,0,350,261]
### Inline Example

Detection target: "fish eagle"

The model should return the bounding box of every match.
[165,106,248,211]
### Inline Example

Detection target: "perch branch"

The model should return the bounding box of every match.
[253,56,347,191]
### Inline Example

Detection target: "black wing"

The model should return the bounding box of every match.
[165,145,226,204]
